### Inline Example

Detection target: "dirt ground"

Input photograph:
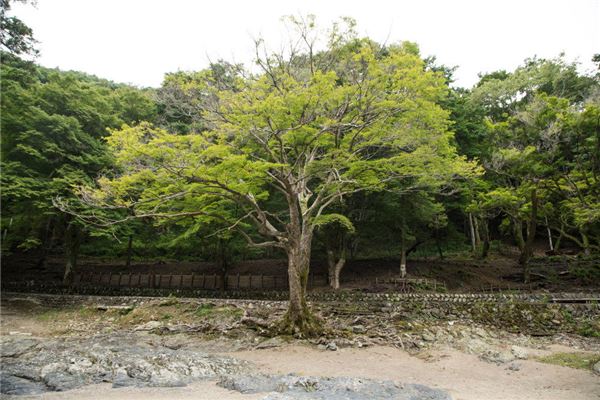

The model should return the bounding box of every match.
[233,345,600,400]
[1,296,599,400]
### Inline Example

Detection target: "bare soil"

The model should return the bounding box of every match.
[1,296,599,400]
[233,345,600,400]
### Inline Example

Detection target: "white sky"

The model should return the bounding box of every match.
[10,0,600,88]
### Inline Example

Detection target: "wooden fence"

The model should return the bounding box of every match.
[72,272,328,290]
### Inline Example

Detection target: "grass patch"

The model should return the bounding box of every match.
[537,352,600,371]
[37,309,66,322]
[576,321,600,338]
[159,295,180,307]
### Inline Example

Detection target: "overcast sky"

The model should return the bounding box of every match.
[10,0,600,88]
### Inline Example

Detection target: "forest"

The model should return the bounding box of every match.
[2,8,599,335]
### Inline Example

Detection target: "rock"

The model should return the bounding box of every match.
[352,325,367,334]
[255,337,286,350]
[472,327,488,338]
[133,321,162,331]
[45,371,90,391]
[325,342,338,351]
[112,367,138,388]
[149,368,186,387]
[1,338,38,357]
[218,374,452,399]
[0,333,248,394]
[463,338,488,354]
[421,332,435,342]
[511,346,528,360]
[0,372,46,395]
[593,361,600,375]
[506,363,521,372]
[480,350,515,364]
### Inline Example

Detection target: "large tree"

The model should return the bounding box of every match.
[65,17,476,335]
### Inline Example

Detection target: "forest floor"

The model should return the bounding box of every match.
[1,294,599,399]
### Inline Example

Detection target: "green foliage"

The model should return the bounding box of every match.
[314,214,355,234]
[0,0,38,56]
[1,52,157,253]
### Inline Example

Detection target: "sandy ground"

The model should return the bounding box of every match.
[231,345,600,400]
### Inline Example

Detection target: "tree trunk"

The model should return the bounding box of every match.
[35,217,52,270]
[435,230,444,260]
[400,228,407,278]
[513,217,525,253]
[545,216,554,251]
[581,232,591,256]
[327,248,346,290]
[480,219,490,259]
[125,234,133,268]
[468,213,477,253]
[519,188,538,283]
[282,231,318,336]
[63,224,80,285]
[473,216,481,246]
[554,231,563,252]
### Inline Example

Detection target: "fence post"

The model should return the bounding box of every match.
[179,275,183,288]
[261,274,264,289]
[237,273,240,289]
[191,273,195,288]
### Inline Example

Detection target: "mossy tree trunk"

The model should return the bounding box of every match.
[281,228,319,336]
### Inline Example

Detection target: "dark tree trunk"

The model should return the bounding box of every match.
[435,230,444,260]
[63,224,81,285]
[513,217,525,253]
[35,217,53,270]
[400,228,407,278]
[519,188,538,283]
[480,219,490,259]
